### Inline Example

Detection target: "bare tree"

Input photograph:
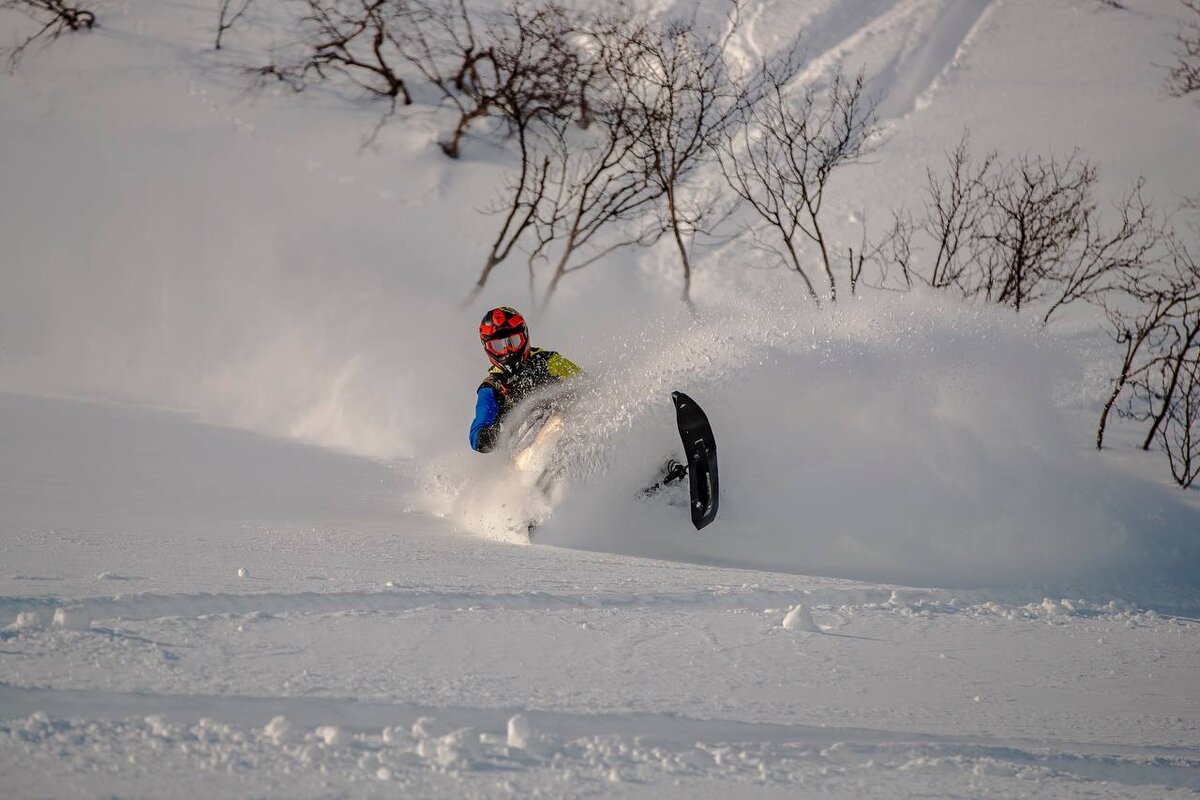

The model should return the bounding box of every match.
[1123,282,1200,488]
[1137,311,1200,451]
[464,10,674,306]
[1127,229,1200,449]
[975,152,1097,313]
[465,131,551,303]
[2,0,95,69]
[249,0,414,104]
[608,8,751,305]
[844,209,917,295]
[1160,355,1200,487]
[916,134,998,293]
[1097,286,1174,451]
[528,87,666,306]
[249,0,592,157]
[719,68,878,303]
[387,0,492,155]
[898,138,1191,465]
[1098,225,1200,451]
[912,137,1159,325]
[215,0,256,50]
[462,1,642,300]
[1166,0,1200,98]
[1039,179,1159,324]
[406,0,591,158]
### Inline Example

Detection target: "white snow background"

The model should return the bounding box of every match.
[1,0,1199,797]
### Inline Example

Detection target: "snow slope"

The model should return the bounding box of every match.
[2,393,1198,799]
[2,0,1199,796]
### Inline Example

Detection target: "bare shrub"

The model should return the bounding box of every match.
[916,135,998,294]
[1160,355,1200,487]
[464,2,642,300]
[2,0,95,69]
[911,135,1160,325]
[466,133,552,303]
[718,68,878,303]
[250,0,592,157]
[1166,0,1200,99]
[249,0,414,104]
[1097,282,1176,451]
[215,0,256,50]
[472,4,768,306]
[608,8,752,305]
[1098,221,1200,457]
[901,135,1189,479]
[405,0,591,158]
[527,88,666,306]
[1120,226,1200,469]
[1039,179,1160,324]
[844,210,916,295]
[972,151,1097,313]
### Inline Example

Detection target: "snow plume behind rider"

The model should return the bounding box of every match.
[470,306,582,452]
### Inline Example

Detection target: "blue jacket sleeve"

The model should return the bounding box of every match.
[470,386,501,452]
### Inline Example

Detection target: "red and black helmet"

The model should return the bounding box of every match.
[479,306,530,373]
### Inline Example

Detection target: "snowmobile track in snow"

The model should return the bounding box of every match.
[733,0,993,121]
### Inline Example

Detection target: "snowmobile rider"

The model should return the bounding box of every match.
[470,306,583,453]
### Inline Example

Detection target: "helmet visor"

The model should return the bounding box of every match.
[485,332,527,356]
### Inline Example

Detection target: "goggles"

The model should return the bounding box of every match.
[484,332,527,356]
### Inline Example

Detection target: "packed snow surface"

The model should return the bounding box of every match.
[2,0,1199,797]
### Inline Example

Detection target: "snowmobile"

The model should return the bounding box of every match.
[505,389,719,533]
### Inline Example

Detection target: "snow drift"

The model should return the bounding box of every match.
[426,290,1200,591]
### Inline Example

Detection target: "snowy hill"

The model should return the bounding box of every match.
[2,0,1199,797]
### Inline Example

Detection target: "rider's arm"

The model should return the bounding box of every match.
[470,385,502,453]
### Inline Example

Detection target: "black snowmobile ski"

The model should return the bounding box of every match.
[672,391,719,530]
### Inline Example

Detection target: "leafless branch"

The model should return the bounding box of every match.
[249,0,413,104]
[1040,178,1160,324]
[916,132,997,293]
[846,209,914,295]
[911,135,1159,325]
[215,0,256,50]
[1160,354,1200,487]
[2,0,95,69]
[1166,0,1200,99]
[718,66,878,303]
[531,85,667,305]
[464,127,551,305]
[1099,218,1200,451]
[608,3,754,305]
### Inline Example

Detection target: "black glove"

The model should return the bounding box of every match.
[475,424,500,453]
